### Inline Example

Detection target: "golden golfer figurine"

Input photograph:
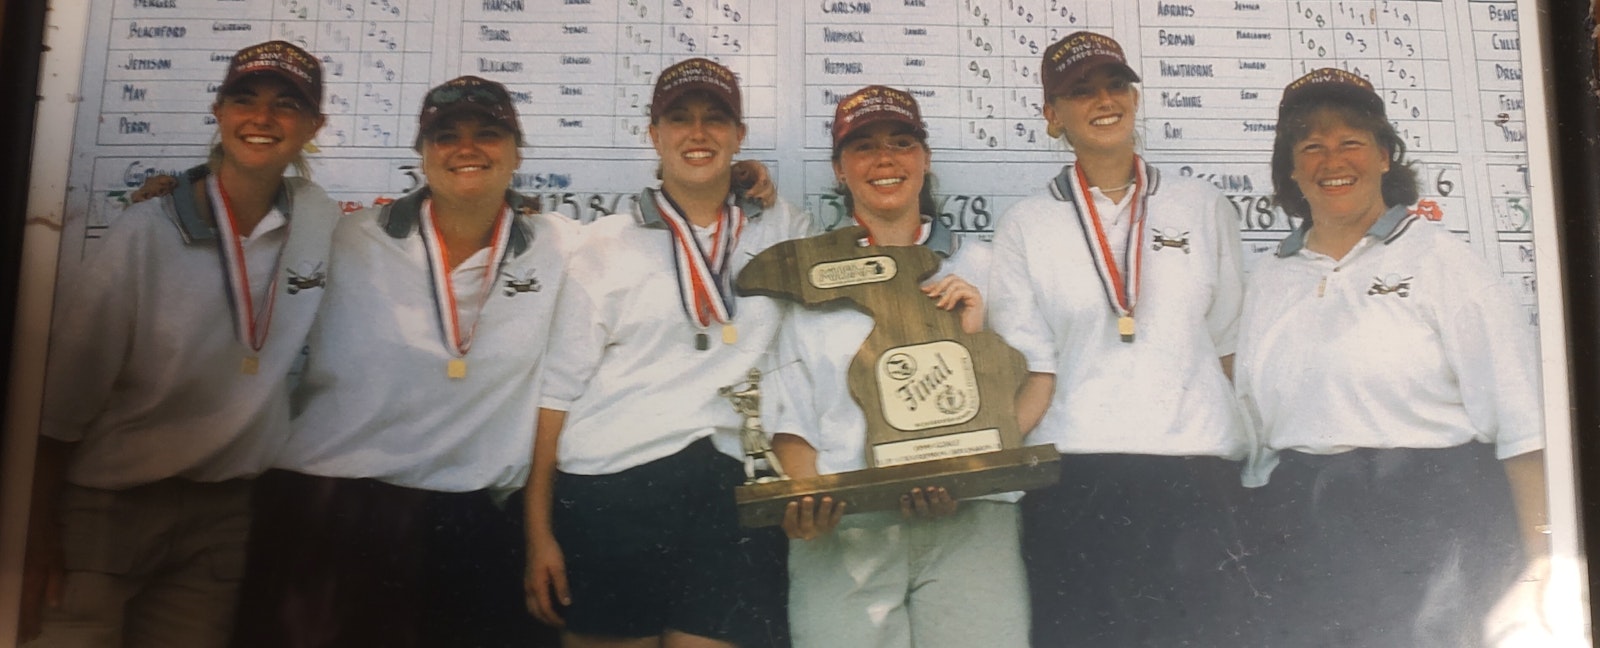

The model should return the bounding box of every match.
[721,368,789,484]
[732,226,1061,527]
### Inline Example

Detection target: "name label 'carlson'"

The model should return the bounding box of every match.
[810,256,897,288]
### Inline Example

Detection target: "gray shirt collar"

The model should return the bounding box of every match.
[635,187,765,228]
[379,186,536,257]
[171,164,293,243]
[1276,203,1414,258]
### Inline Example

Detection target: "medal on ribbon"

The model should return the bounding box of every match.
[1052,158,1150,343]
[420,200,512,379]
[652,189,746,351]
[208,175,287,374]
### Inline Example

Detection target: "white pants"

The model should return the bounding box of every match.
[787,501,1029,648]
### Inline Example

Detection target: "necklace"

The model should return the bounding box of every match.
[1099,178,1135,193]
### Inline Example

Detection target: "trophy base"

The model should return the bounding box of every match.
[734,445,1061,528]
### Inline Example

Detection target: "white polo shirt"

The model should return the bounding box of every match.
[988,165,1248,458]
[541,192,815,476]
[1235,205,1544,486]
[281,191,577,492]
[41,169,339,490]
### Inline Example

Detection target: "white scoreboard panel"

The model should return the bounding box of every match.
[64,0,1535,320]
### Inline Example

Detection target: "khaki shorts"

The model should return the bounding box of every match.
[27,479,250,648]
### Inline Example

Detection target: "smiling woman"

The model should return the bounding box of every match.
[234,75,578,647]
[1233,68,1547,647]
[760,84,1022,648]
[986,31,1255,647]
[1289,120,1392,229]
[20,41,340,647]
[524,57,815,648]
[651,93,746,197]
[420,121,519,212]
[1269,71,1420,260]
[211,78,320,178]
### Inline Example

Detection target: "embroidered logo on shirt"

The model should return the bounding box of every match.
[501,269,542,296]
[1367,274,1413,297]
[285,262,326,294]
[1150,228,1191,254]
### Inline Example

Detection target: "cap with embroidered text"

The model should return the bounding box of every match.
[219,40,323,109]
[1278,67,1387,119]
[831,85,928,151]
[651,58,742,122]
[1040,31,1140,99]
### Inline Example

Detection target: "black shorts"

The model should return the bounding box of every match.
[552,437,788,646]
[235,472,560,648]
[1021,453,1258,647]
[1243,444,1523,647]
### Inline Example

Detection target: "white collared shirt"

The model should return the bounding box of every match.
[41,176,339,489]
[243,209,289,307]
[1089,185,1135,272]
[541,196,815,475]
[1235,206,1544,486]
[989,171,1248,458]
[281,203,578,491]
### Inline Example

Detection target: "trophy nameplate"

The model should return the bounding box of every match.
[732,226,1061,528]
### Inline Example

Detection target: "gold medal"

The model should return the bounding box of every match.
[213,175,280,377]
[1066,163,1148,347]
[722,324,738,345]
[423,203,510,384]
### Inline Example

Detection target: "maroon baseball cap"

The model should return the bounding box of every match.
[414,76,522,148]
[831,85,927,151]
[218,40,323,110]
[1040,31,1140,99]
[1278,67,1387,119]
[651,58,742,122]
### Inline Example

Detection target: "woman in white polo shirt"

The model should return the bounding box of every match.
[1234,68,1547,647]
[238,75,577,647]
[524,57,813,648]
[24,41,337,647]
[986,32,1253,646]
[759,84,1027,648]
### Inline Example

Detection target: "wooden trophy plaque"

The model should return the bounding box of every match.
[732,226,1060,528]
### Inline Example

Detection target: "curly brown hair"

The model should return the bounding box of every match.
[1270,102,1418,222]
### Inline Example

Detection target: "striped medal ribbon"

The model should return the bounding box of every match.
[652,188,746,351]
[208,174,287,374]
[1053,159,1150,343]
[420,200,512,379]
